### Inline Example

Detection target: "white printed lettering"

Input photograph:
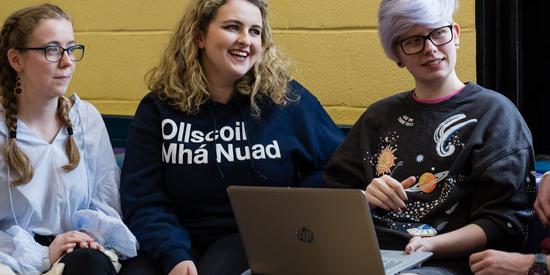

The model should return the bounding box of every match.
[162,143,177,163]
[162,119,177,140]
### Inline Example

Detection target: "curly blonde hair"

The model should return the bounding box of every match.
[0,4,80,185]
[147,0,291,117]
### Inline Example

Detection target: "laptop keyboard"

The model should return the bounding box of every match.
[383,259,403,270]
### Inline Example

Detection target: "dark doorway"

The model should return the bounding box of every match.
[476,0,550,156]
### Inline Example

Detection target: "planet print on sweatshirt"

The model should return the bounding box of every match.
[406,171,450,193]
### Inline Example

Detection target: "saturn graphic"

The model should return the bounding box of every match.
[406,171,449,193]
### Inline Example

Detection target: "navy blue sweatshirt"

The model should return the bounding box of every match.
[121,81,344,273]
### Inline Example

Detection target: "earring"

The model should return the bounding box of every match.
[14,76,22,95]
[455,43,460,49]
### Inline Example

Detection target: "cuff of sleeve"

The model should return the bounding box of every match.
[473,219,501,248]
[39,245,51,272]
[160,248,193,274]
[473,218,519,250]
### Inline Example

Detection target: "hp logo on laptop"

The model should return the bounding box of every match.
[296,226,314,243]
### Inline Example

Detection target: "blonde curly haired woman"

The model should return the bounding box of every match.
[119,0,344,274]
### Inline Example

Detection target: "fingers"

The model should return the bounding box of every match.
[62,242,77,254]
[169,260,198,275]
[54,231,104,253]
[535,198,550,227]
[49,231,104,264]
[66,241,104,254]
[469,256,487,274]
[367,185,394,211]
[88,241,105,252]
[401,176,416,189]
[367,176,408,211]
[469,250,484,265]
[79,241,89,249]
[405,236,422,253]
[405,236,426,253]
[468,250,496,274]
[57,231,94,243]
[469,260,483,274]
[382,175,408,201]
[63,237,91,244]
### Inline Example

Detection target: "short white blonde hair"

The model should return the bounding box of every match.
[378,0,459,61]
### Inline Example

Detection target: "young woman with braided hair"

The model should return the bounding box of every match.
[0,4,137,275]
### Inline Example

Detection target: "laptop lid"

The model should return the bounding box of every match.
[228,186,431,275]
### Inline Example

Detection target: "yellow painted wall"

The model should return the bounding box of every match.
[1,0,475,125]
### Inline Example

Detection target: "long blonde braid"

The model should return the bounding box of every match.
[57,96,80,170]
[2,93,33,185]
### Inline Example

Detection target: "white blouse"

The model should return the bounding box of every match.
[0,95,137,274]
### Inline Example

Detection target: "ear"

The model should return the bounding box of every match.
[197,32,206,49]
[452,23,461,46]
[7,48,23,72]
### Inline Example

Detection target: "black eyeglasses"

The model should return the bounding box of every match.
[398,25,454,55]
[20,44,85,62]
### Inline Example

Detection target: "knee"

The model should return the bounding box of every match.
[60,248,115,275]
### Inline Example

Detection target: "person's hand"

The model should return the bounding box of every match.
[74,239,105,253]
[469,249,532,275]
[535,174,550,227]
[366,175,415,211]
[48,230,94,264]
[168,260,198,275]
[405,236,435,253]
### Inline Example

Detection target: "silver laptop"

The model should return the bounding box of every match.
[227,186,432,275]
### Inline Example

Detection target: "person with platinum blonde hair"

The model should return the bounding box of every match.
[379,0,459,63]
[120,0,344,274]
[325,0,536,274]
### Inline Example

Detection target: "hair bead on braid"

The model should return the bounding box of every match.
[58,96,80,170]
[8,130,16,139]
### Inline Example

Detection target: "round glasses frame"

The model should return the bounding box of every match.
[398,25,454,55]
[20,44,85,62]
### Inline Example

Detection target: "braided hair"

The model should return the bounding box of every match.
[0,4,80,185]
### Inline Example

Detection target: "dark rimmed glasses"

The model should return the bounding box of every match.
[20,44,85,62]
[398,25,454,55]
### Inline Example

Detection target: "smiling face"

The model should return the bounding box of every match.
[395,23,460,86]
[198,0,263,86]
[11,18,76,100]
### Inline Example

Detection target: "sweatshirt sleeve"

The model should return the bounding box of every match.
[469,146,536,251]
[324,113,369,189]
[465,92,536,251]
[0,226,50,275]
[120,94,193,274]
[288,81,345,187]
